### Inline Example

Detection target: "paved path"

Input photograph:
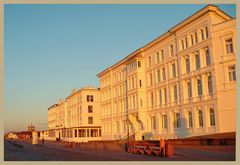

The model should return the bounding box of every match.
[4,140,235,161]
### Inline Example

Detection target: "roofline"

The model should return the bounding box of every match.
[65,86,99,99]
[96,4,232,77]
[97,48,143,77]
[48,104,58,110]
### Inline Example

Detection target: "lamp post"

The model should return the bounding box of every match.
[124,65,129,144]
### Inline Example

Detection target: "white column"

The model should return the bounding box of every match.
[192,77,197,99]
[167,111,174,136]
[202,74,208,97]
[199,48,204,69]
[189,52,194,71]
[192,107,198,134]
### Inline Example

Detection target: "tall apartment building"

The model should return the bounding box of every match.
[97,5,236,140]
[47,86,101,142]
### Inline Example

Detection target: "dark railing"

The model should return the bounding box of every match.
[119,128,136,143]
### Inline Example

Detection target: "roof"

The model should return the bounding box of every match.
[48,104,58,110]
[65,86,99,99]
[96,4,232,77]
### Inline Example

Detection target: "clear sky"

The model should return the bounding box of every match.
[4,4,236,133]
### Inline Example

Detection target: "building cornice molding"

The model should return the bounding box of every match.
[96,4,232,78]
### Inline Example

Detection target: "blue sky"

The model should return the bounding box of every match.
[4,4,236,133]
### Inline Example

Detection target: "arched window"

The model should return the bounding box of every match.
[197,79,202,96]
[188,111,193,127]
[205,25,209,38]
[186,57,190,73]
[201,28,205,40]
[206,47,211,66]
[161,49,165,61]
[208,75,213,94]
[151,116,156,130]
[195,51,201,69]
[162,68,166,80]
[194,31,198,43]
[209,108,215,126]
[174,113,181,128]
[172,63,176,78]
[198,110,203,127]
[187,80,192,98]
[174,85,178,101]
[156,52,160,63]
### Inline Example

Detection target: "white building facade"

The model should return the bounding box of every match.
[97,5,236,140]
[47,86,101,142]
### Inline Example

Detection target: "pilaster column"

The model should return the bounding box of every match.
[191,77,197,99]
[202,74,208,97]
[192,107,198,134]
[167,111,174,136]
[189,52,194,71]
[203,105,209,133]
[199,48,204,68]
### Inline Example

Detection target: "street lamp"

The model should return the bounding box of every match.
[124,65,129,144]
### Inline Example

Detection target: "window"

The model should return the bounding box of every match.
[99,129,101,137]
[181,39,184,50]
[206,48,211,66]
[162,115,167,129]
[161,49,165,61]
[131,77,134,89]
[209,108,215,126]
[138,61,141,68]
[174,85,178,101]
[225,38,233,54]
[194,31,198,43]
[87,95,94,102]
[195,52,200,70]
[205,25,209,38]
[149,72,153,85]
[162,68,166,80]
[164,88,167,104]
[87,130,89,137]
[170,44,174,56]
[187,80,192,98]
[197,79,202,96]
[91,129,98,137]
[228,65,236,81]
[150,92,154,106]
[151,116,156,130]
[185,37,188,48]
[208,75,213,94]
[133,95,135,109]
[75,129,77,137]
[188,111,193,127]
[88,116,93,124]
[159,89,162,105]
[191,34,194,45]
[157,69,161,82]
[174,113,181,128]
[172,63,176,78]
[201,29,205,41]
[148,56,152,67]
[186,57,190,73]
[156,52,160,63]
[139,80,142,87]
[88,105,93,113]
[198,110,203,127]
